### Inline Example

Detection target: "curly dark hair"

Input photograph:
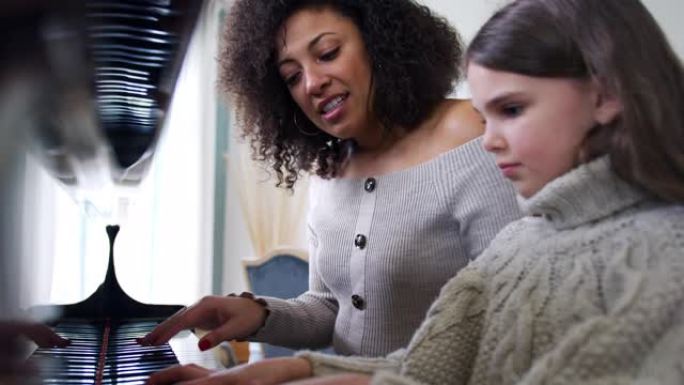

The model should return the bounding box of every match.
[219,0,463,189]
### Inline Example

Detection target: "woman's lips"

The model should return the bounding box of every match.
[320,94,348,123]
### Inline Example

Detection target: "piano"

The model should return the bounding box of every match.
[0,0,228,383]
[29,225,223,384]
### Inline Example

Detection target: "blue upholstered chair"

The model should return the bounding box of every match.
[243,247,310,358]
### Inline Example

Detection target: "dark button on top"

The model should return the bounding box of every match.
[354,234,367,249]
[364,177,377,192]
[351,294,365,310]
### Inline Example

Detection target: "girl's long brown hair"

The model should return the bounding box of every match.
[467,0,684,202]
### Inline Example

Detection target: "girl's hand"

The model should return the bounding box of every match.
[145,363,212,384]
[146,357,313,385]
[137,295,267,350]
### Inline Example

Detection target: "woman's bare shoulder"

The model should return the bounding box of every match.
[436,99,484,148]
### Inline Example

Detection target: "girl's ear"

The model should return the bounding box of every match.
[592,81,623,125]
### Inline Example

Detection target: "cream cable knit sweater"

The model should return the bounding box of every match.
[298,157,684,385]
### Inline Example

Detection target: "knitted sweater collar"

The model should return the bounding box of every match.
[518,157,647,230]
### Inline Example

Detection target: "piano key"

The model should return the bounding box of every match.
[88,12,161,23]
[121,0,172,7]
[93,57,168,68]
[86,2,176,17]
[91,43,171,56]
[96,66,150,76]
[98,89,150,96]
[102,377,147,385]
[40,377,98,381]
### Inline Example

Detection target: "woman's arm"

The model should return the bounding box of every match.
[250,197,339,349]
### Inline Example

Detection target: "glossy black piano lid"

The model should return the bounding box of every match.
[87,0,200,169]
[1,0,203,188]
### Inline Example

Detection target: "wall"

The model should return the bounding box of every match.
[419,0,683,56]
[418,0,684,96]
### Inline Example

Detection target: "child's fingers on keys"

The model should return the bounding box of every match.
[145,363,210,385]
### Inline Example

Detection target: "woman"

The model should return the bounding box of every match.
[140,0,519,358]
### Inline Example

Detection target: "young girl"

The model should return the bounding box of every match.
[146,0,684,384]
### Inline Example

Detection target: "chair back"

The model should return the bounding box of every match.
[243,248,309,358]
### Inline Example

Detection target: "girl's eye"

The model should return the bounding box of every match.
[284,72,301,87]
[319,47,340,62]
[501,104,523,117]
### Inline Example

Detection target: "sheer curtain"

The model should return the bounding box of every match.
[18,1,224,312]
[228,142,310,259]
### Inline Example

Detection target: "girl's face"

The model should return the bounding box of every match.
[276,7,375,141]
[467,63,620,198]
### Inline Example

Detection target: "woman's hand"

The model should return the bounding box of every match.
[145,357,313,385]
[137,295,267,350]
[283,374,372,385]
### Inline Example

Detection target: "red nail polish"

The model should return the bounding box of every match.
[198,339,211,351]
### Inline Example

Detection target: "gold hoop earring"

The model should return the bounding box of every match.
[294,113,319,136]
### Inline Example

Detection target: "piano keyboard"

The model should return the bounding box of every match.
[30,318,213,385]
